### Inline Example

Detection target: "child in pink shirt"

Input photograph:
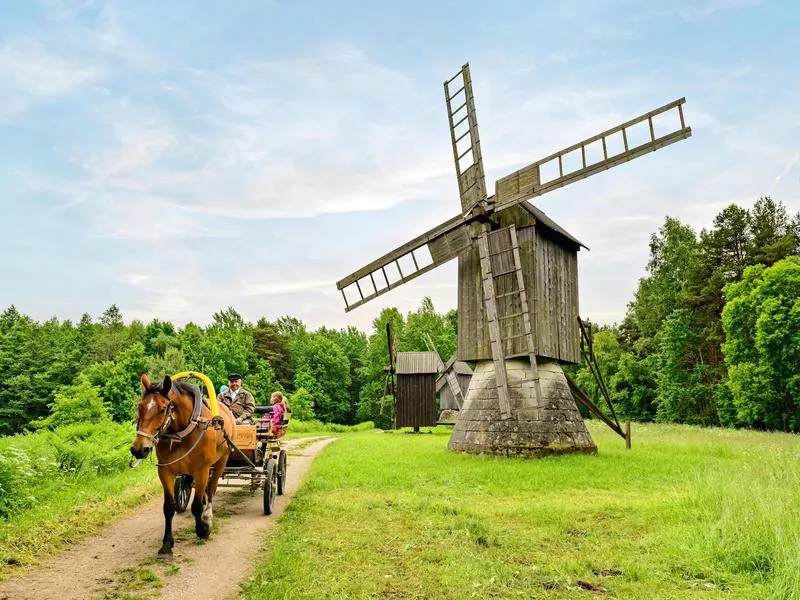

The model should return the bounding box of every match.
[267,391,284,435]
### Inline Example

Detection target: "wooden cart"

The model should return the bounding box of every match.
[173,406,290,516]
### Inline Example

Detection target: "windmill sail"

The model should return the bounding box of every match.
[336,215,472,312]
[444,64,488,216]
[493,98,692,213]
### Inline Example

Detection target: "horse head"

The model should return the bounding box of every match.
[131,372,176,459]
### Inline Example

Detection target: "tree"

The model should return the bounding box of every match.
[722,257,800,431]
[180,308,253,388]
[252,318,293,391]
[245,358,281,405]
[292,334,351,423]
[318,326,368,424]
[610,352,658,421]
[144,319,178,356]
[630,217,699,338]
[144,346,187,381]
[31,378,111,429]
[401,297,457,361]
[655,309,716,425]
[749,196,797,267]
[91,304,130,362]
[289,387,315,421]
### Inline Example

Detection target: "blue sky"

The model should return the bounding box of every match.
[1,0,798,331]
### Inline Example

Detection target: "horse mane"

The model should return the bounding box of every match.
[147,379,205,407]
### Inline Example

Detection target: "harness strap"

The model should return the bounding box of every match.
[154,428,207,467]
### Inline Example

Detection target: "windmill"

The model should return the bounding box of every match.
[380,321,398,424]
[337,63,691,456]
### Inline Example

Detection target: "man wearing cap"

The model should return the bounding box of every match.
[217,374,256,424]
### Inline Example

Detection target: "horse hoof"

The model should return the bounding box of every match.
[196,525,211,539]
[157,548,173,558]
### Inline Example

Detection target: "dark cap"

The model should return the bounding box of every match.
[227,373,242,381]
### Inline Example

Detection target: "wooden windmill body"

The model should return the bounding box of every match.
[338,63,691,456]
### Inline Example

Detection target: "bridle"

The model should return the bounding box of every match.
[134,384,219,467]
[135,391,176,445]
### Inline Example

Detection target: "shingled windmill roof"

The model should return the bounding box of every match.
[396,352,441,375]
[520,201,588,250]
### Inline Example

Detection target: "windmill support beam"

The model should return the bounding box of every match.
[563,373,626,440]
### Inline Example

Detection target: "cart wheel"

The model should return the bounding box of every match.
[174,474,193,513]
[277,449,287,496]
[263,458,277,515]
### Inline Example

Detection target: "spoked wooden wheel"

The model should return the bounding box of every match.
[277,449,287,495]
[263,458,277,515]
[174,474,193,513]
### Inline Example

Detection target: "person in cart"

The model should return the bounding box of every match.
[262,391,287,436]
[217,373,256,424]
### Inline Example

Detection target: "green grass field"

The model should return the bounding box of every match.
[242,422,800,599]
[0,419,368,580]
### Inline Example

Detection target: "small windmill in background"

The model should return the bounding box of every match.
[380,321,398,423]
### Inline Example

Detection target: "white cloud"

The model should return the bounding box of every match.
[674,0,761,22]
[238,280,334,297]
[0,36,99,118]
[3,2,798,334]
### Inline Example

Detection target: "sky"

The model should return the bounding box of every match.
[1,0,798,332]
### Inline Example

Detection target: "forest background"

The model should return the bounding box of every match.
[1,195,799,437]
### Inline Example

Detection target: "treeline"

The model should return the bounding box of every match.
[0,298,456,435]
[1,195,798,437]
[570,196,800,431]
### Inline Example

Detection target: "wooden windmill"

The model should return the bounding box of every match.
[337,63,691,456]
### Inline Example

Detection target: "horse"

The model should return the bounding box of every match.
[130,373,235,556]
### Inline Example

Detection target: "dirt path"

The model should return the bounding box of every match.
[0,436,336,600]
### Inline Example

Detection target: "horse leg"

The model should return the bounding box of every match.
[157,469,176,556]
[190,468,212,539]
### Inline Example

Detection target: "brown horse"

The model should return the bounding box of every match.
[130,373,235,556]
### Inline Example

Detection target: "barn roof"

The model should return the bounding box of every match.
[396,352,441,375]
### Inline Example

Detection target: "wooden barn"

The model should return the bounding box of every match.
[436,357,473,410]
[457,201,587,365]
[395,352,439,430]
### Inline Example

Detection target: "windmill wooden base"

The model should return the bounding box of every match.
[448,359,597,457]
